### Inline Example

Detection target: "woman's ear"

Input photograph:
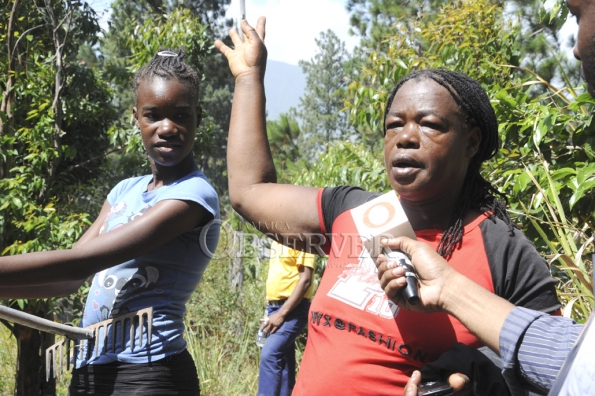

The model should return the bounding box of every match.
[133,107,139,127]
[466,126,481,159]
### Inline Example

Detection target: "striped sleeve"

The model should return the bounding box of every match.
[500,307,582,394]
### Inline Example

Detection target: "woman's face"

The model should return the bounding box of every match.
[133,77,200,167]
[383,78,481,204]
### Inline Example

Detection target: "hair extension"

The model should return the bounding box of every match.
[384,69,513,259]
[132,48,200,103]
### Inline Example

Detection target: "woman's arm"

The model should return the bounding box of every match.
[215,18,321,250]
[0,198,210,288]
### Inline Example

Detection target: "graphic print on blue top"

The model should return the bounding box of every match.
[78,170,220,367]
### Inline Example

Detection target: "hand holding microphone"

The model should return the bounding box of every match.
[378,236,458,314]
[383,247,420,305]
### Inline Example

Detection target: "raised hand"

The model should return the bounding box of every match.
[214,17,267,80]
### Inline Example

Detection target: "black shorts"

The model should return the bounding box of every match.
[68,349,199,396]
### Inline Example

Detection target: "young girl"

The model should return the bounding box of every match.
[0,49,219,395]
[215,19,560,395]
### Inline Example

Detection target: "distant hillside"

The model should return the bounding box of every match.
[264,59,306,121]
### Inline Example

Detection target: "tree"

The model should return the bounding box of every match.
[0,1,117,394]
[346,0,579,90]
[507,0,581,93]
[346,0,449,52]
[347,0,520,149]
[266,112,308,182]
[298,30,353,157]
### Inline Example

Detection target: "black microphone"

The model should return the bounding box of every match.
[383,247,419,305]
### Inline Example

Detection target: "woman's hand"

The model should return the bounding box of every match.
[377,237,458,313]
[214,17,267,81]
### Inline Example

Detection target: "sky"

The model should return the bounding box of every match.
[226,0,359,65]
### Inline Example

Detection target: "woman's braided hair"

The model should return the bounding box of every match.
[384,69,514,259]
[132,48,200,103]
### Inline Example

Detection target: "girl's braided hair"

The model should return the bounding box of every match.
[132,48,200,102]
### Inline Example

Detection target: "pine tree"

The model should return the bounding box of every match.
[298,30,353,157]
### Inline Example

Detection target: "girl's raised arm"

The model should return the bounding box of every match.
[215,18,322,251]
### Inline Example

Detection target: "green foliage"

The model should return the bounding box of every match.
[0,1,117,393]
[1,203,90,255]
[347,0,520,149]
[127,9,210,72]
[0,2,592,395]
[508,0,579,93]
[1,0,116,253]
[298,30,354,157]
[293,141,389,193]
[483,4,594,319]
[0,324,17,394]
[346,0,464,55]
[99,1,235,199]
[184,221,265,395]
[489,75,595,321]
[267,112,309,182]
[93,8,229,210]
[104,9,211,160]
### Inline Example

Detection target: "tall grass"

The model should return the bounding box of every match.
[183,223,269,395]
[490,61,595,322]
[0,325,16,395]
[186,322,258,395]
[513,158,594,322]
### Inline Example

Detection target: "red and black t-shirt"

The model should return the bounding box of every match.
[293,186,561,396]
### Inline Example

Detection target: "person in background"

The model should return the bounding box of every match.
[258,239,316,396]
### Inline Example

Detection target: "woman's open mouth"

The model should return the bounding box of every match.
[390,155,423,178]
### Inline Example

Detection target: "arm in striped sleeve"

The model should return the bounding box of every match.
[500,307,583,394]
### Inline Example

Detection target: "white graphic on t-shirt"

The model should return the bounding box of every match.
[92,265,160,319]
[327,248,400,319]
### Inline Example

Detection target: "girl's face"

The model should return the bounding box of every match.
[383,78,481,204]
[133,77,200,167]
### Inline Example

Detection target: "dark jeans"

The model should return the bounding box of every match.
[68,348,199,395]
[257,298,310,396]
